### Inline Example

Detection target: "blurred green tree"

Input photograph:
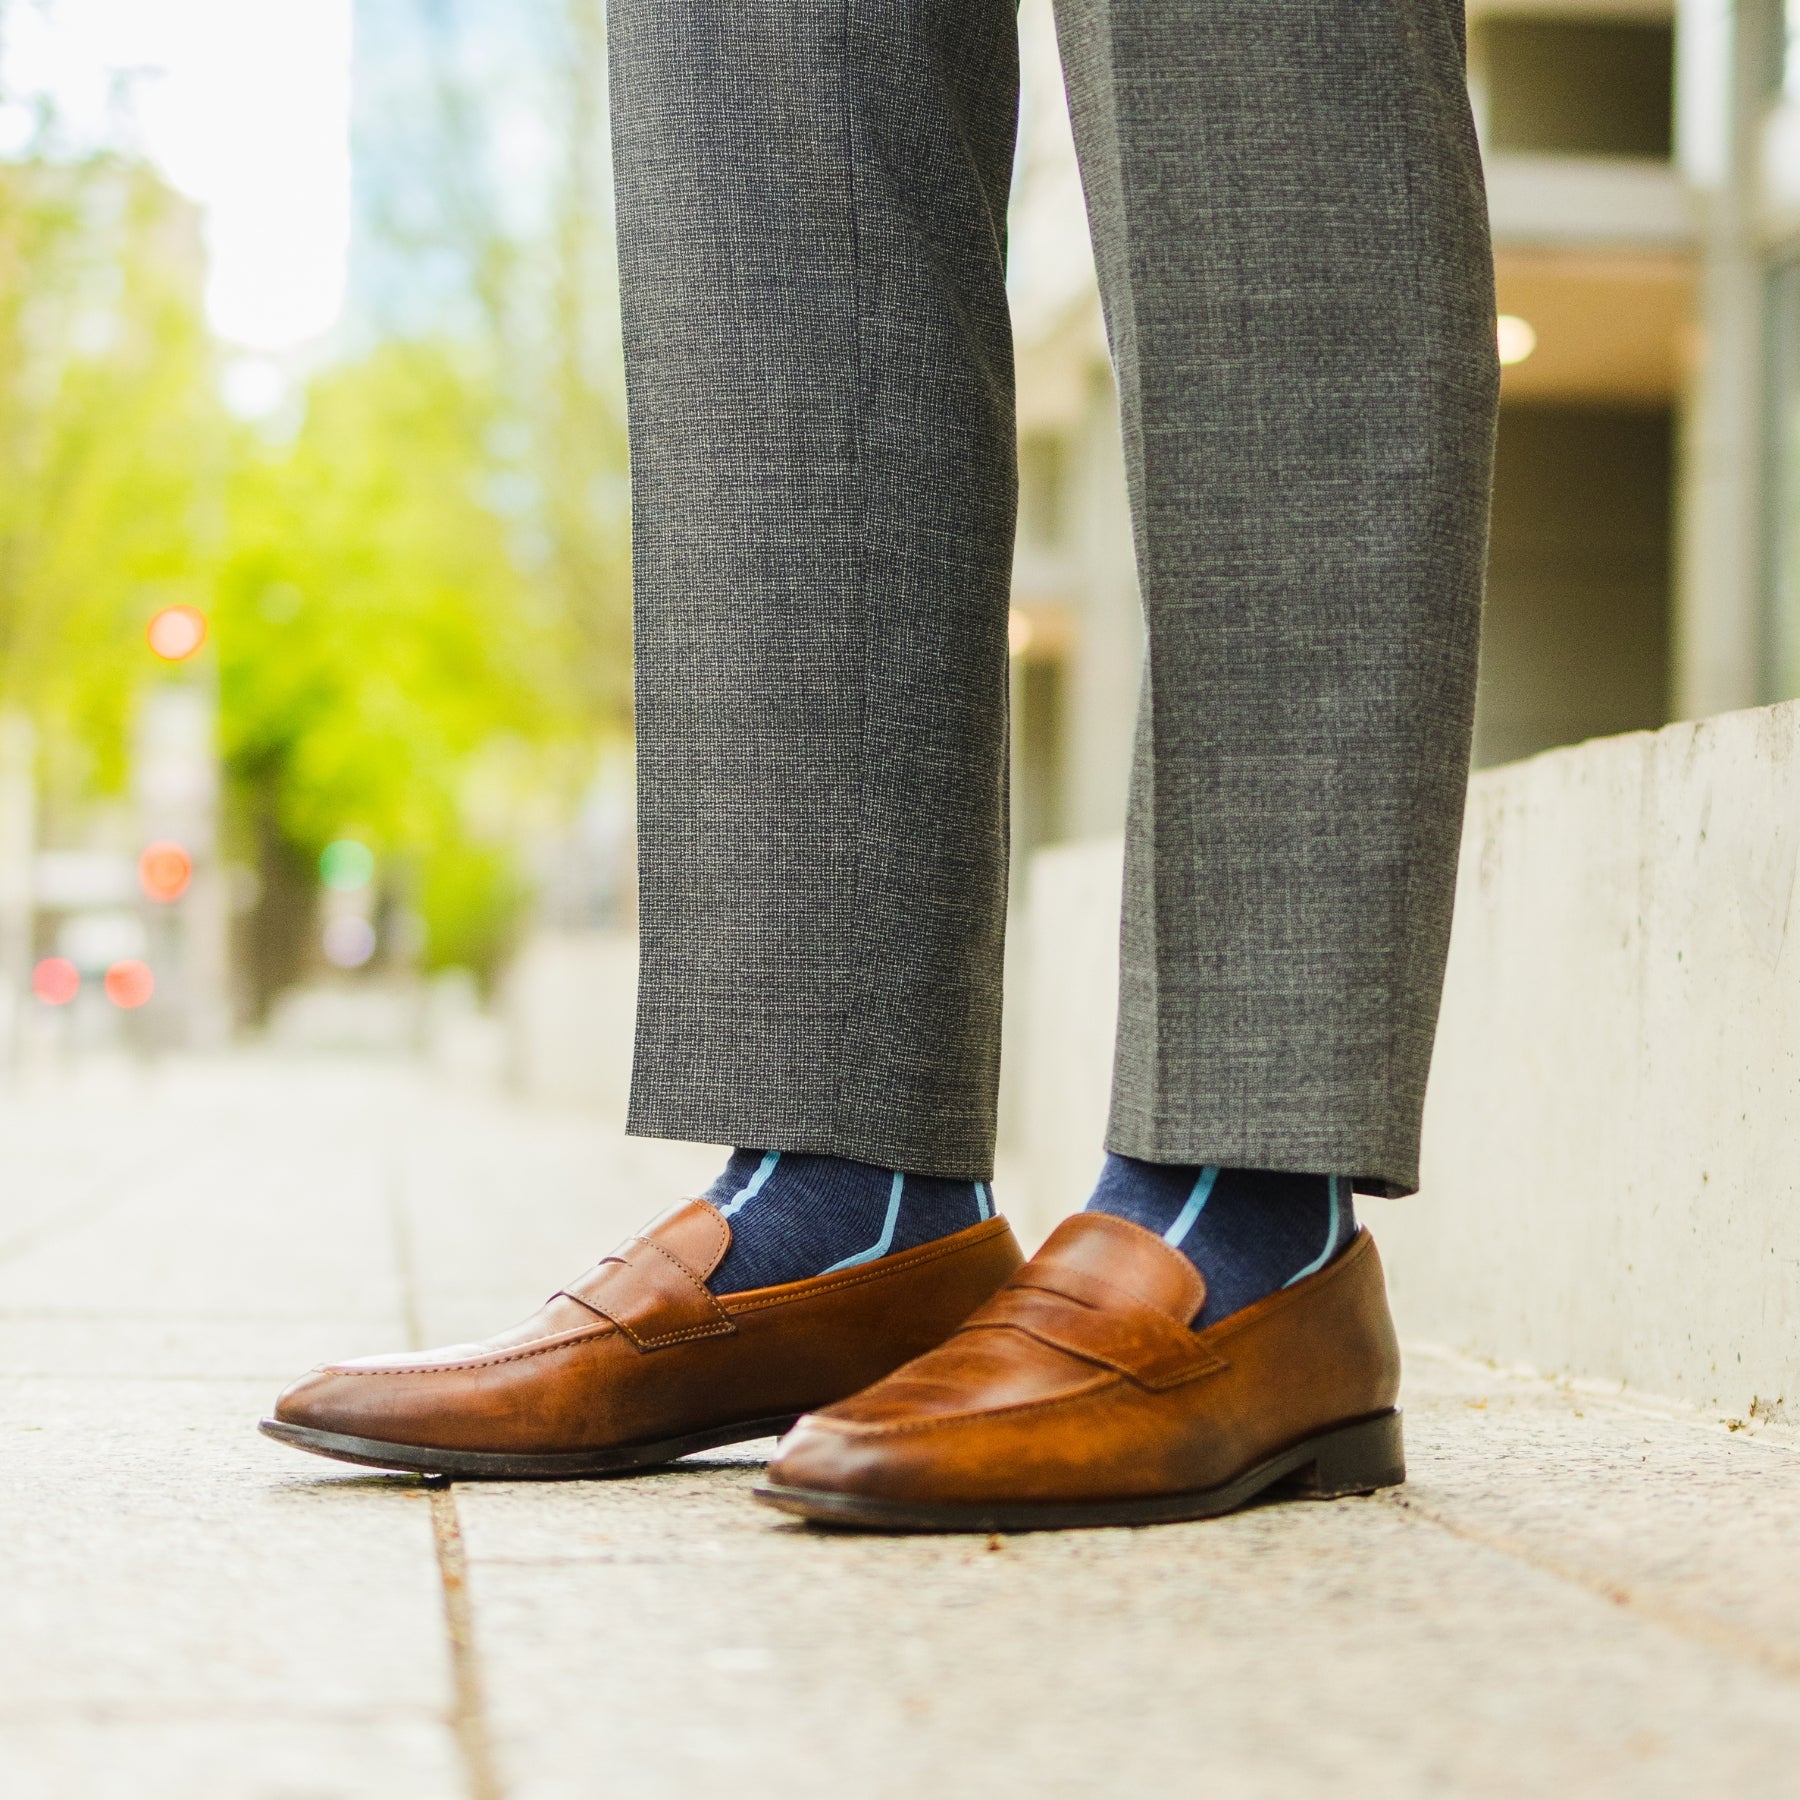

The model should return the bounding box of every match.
[349,0,633,719]
[0,154,224,800]
[0,4,634,1022]
[217,339,585,1008]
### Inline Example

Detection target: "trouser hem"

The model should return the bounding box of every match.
[625,1097,998,1184]
[1104,1108,1419,1200]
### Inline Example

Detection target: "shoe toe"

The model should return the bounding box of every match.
[270,1367,361,1434]
[768,1414,915,1499]
[270,1340,489,1435]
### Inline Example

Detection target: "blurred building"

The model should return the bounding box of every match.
[1007,0,1800,865]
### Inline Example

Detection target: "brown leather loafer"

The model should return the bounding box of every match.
[261,1200,1022,1478]
[756,1212,1404,1531]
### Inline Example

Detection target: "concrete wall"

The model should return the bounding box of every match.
[1011,701,1800,1418]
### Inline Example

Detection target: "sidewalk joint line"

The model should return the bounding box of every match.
[430,1487,505,1800]
[1378,1489,1800,1688]
[389,1155,505,1800]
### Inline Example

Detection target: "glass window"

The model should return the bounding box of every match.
[1476,19,1674,158]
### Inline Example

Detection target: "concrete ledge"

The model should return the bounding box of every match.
[1012,702,1800,1417]
[1374,701,1800,1419]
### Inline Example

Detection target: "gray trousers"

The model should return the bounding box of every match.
[611,0,1497,1198]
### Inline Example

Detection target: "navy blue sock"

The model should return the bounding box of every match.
[1084,1155,1356,1329]
[703,1150,992,1294]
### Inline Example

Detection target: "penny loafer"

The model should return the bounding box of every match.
[757,1212,1404,1531]
[262,1199,1023,1478]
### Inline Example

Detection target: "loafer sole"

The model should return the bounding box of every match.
[259,1413,803,1480]
[754,1407,1404,1533]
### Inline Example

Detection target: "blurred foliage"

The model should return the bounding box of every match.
[0,156,224,793]
[414,839,530,978]
[0,0,635,1008]
[216,338,588,991]
[351,0,632,720]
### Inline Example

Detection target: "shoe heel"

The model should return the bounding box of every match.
[1283,1409,1405,1499]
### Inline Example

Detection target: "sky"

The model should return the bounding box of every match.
[0,0,353,351]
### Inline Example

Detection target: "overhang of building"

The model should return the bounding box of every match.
[1496,249,1694,404]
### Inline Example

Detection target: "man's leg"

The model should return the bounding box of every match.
[609,0,1035,1294]
[259,0,1033,1477]
[765,0,1499,1528]
[1064,0,1497,1199]
[1063,0,1498,1324]
[615,0,1021,1182]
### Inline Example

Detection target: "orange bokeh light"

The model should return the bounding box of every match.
[104,960,155,1009]
[138,840,193,903]
[146,604,208,662]
[32,957,80,1005]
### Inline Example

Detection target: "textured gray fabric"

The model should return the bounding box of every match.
[611,0,1020,1177]
[1057,0,1499,1195]
[612,0,1497,1194]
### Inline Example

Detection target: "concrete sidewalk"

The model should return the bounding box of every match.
[3,1057,1799,1798]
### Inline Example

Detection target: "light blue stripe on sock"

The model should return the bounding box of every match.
[1162,1165,1220,1249]
[974,1181,991,1220]
[1284,1175,1343,1286]
[718,1150,780,1220]
[822,1172,905,1272]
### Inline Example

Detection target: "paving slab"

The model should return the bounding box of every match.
[1391,1354,1800,1673]
[0,1721,461,1800]
[450,1435,1800,1800]
[7,1054,1800,1798]
[0,1379,460,1797]
[0,1062,461,1800]
[0,1378,447,1710]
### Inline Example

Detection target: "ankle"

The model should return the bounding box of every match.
[704,1150,994,1294]
[1084,1154,1354,1327]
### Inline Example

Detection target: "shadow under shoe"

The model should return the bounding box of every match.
[261,1199,1023,1479]
[757,1214,1404,1532]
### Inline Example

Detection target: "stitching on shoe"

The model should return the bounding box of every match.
[323,1319,618,1376]
[611,1236,734,1344]
[627,1318,737,1348]
[630,1234,713,1294]
[573,1233,735,1348]
[685,1200,731,1278]
[321,1217,1014,1370]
